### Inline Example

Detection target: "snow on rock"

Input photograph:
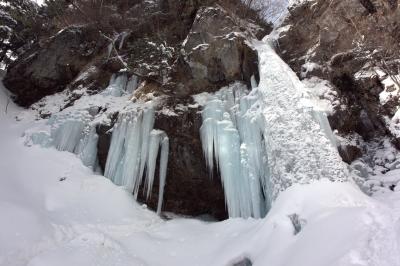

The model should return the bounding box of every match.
[301,77,340,115]
[1,56,400,266]
[24,72,170,211]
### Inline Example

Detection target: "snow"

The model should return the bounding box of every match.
[2,39,400,266]
[1,106,400,266]
[253,38,348,199]
[301,77,340,115]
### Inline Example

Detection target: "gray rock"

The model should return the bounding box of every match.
[174,5,259,95]
[137,102,228,220]
[3,25,107,107]
[233,258,252,266]
[278,0,400,159]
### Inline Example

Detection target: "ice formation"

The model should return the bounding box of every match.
[104,108,169,214]
[256,39,348,193]
[200,40,348,218]
[28,71,169,213]
[200,83,270,218]
[103,73,139,97]
[29,73,141,170]
[29,110,100,170]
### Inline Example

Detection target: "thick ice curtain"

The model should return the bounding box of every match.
[200,84,270,218]
[104,108,169,214]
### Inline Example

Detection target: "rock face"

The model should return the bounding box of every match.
[277,0,400,164]
[137,103,228,220]
[278,0,400,74]
[4,1,269,219]
[4,26,107,107]
[174,6,260,95]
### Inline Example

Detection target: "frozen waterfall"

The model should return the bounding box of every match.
[200,83,270,218]
[103,73,139,97]
[28,73,140,170]
[29,110,100,170]
[200,40,348,218]
[104,108,169,214]
[27,72,169,214]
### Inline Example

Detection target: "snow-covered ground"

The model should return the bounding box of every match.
[2,42,400,265]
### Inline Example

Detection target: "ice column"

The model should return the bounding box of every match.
[103,73,139,97]
[200,83,270,218]
[104,108,169,214]
[29,110,100,170]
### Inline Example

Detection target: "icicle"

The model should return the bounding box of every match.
[52,119,86,153]
[120,112,143,191]
[135,108,155,197]
[126,75,139,94]
[75,126,99,169]
[104,115,129,184]
[200,118,217,174]
[29,109,100,171]
[103,108,169,215]
[311,110,337,147]
[157,134,169,215]
[145,130,162,199]
[250,75,258,89]
[118,31,129,50]
[200,83,271,218]
[103,73,129,97]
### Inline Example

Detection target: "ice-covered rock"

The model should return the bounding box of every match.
[200,40,348,218]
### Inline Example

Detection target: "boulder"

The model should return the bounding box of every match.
[338,144,363,164]
[173,5,260,96]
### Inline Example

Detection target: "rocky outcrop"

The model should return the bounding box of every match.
[94,100,229,220]
[173,6,260,96]
[4,26,107,107]
[4,1,268,219]
[137,102,228,220]
[278,0,400,74]
[277,0,400,165]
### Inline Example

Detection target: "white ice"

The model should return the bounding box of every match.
[102,73,139,97]
[200,39,348,218]
[104,108,169,213]
[26,73,142,171]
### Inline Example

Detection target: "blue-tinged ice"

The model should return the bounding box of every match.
[157,134,169,215]
[29,110,100,170]
[28,72,139,170]
[200,40,348,218]
[104,108,169,213]
[75,126,99,169]
[103,73,139,97]
[200,83,269,218]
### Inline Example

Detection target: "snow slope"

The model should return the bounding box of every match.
[1,47,400,265]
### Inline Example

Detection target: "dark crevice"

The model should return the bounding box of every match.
[359,0,377,13]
